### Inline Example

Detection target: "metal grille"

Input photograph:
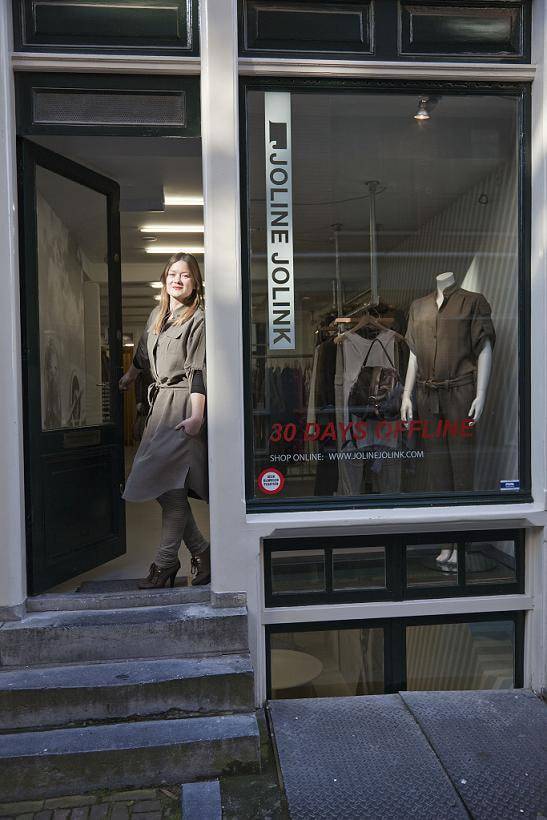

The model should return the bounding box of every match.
[33,90,186,127]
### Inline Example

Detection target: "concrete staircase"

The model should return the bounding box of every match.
[0,588,260,801]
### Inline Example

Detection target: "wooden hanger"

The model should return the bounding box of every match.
[334,310,406,344]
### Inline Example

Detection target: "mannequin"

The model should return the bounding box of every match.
[401,273,495,569]
[401,273,493,427]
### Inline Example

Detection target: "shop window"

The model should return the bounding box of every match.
[243,80,530,511]
[332,546,385,591]
[269,626,384,699]
[264,530,523,607]
[271,549,326,595]
[405,619,515,691]
[267,613,523,699]
[406,544,459,589]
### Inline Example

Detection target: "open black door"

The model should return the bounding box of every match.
[18,139,126,593]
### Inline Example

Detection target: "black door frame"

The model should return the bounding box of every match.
[18,138,125,593]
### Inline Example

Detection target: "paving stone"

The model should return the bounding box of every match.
[106,793,156,804]
[0,803,44,815]
[89,806,109,820]
[34,812,52,820]
[70,808,89,820]
[52,811,70,820]
[131,803,161,813]
[109,807,129,820]
[131,814,161,820]
[15,814,34,820]
[45,799,96,810]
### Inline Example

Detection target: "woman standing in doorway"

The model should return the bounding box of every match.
[119,252,210,588]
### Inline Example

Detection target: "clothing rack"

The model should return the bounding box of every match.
[253,353,314,360]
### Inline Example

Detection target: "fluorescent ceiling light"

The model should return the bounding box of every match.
[164,195,204,206]
[145,245,204,254]
[140,224,204,233]
[149,281,163,288]
[154,294,161,301]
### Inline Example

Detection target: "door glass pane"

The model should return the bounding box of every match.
[406,620,515,690]
[406,543,459,587]
[465,540,517,585]
[36,165,110,430]
[271,550,325,594]
[332,546,386,590]
[270,628,384,699]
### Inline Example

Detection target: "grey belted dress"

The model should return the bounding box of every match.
[123,305,208,503]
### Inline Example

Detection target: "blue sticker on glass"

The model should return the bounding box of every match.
[500,480,520,491]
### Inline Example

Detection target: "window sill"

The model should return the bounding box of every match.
[247,500,547,533]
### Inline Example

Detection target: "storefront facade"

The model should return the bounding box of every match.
[0,0,545,704]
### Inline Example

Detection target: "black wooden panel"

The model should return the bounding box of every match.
[242,1,373,57]
[239,1,530,62]
[16,74,200,138]
[400,3,524,58]
[13,0,199,55]
[43,449,116,562]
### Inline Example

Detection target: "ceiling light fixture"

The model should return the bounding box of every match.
[145,245,205,254]
[140,224,204,234]
[149,281,163,288]
[414,97,430,121]
[154,294,161,301]
[164,195,204,206]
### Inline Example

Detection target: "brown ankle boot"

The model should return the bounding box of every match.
[190,547,210,586]
[138,560,181,589]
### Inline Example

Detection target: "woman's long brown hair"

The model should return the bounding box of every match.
[152,252,205,335]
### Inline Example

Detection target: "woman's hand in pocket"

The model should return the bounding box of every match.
[175,415,202,436]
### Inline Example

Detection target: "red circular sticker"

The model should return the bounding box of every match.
[258,468,285,495]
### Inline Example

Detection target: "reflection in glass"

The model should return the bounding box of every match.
[332,547,386,590]
[270,628,384,699]
[37,166,110,431]
[406,544,458,587]
[406,620,515,690]
[247,90,520,502]
[465,541,516,585]
[271,550,325,594]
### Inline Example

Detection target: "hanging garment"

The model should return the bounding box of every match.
[123,306,208,503]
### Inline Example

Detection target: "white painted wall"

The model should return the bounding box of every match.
[0,2,26,615]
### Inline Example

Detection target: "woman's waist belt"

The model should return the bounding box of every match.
[417,372,475,414]
[146,379,188,421]
[417,372,475,390]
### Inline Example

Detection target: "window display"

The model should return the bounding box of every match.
[264,530,523,607]
[244,83,528,506]
[267,613,522,699]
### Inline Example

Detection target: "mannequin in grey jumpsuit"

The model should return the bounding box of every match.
[119,252,210,588]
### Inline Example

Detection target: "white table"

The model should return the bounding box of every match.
[271,648,323,690]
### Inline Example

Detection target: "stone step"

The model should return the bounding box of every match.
[0,604,248,667]
[26,584,210,613]
[0,713,260,801]
[0,655,254,731]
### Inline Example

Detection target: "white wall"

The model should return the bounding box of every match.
[0,2,26,615]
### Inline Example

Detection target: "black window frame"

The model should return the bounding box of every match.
[238,0,532,63]
[266,610,525,698]
[263,528,524,607]
[240,76,532,513]
[12,0,200,57]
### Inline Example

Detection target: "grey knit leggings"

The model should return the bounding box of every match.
[154,487,209,569]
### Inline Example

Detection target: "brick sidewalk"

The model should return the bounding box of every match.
[0,787,181,820]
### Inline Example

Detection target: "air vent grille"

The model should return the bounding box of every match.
[33,90,186,127]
